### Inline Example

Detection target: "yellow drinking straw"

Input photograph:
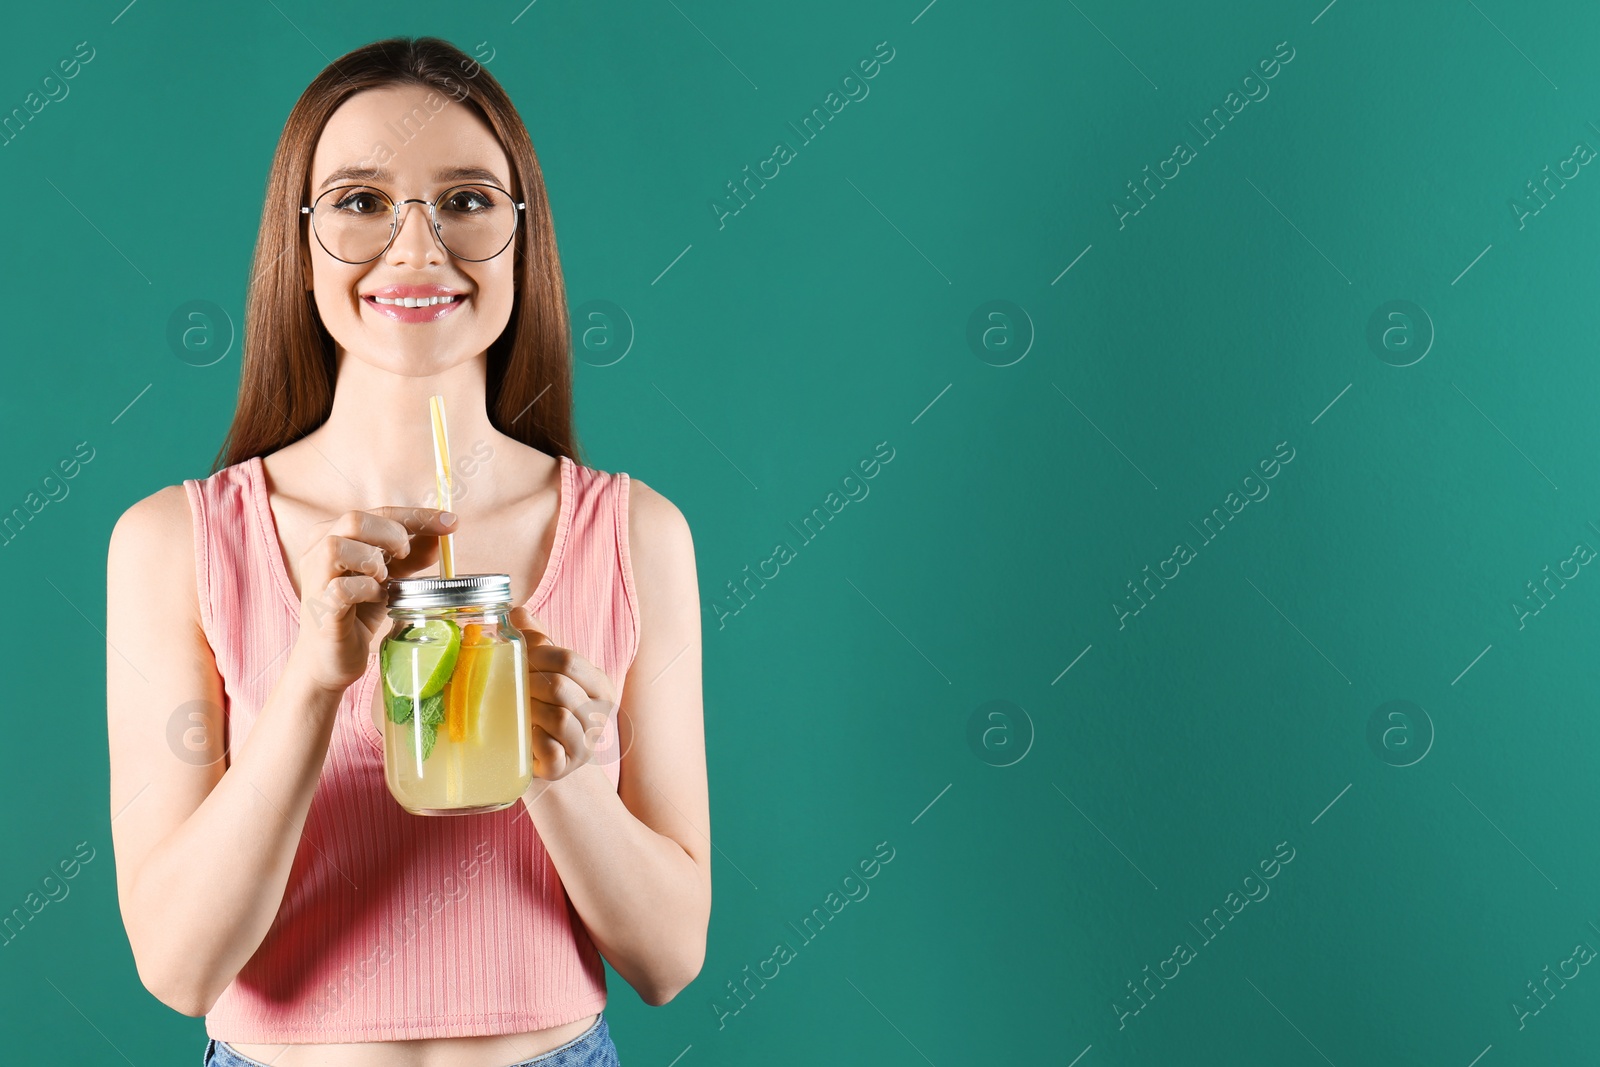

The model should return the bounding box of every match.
[428,394,455,579]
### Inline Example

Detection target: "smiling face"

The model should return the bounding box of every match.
[305,83,519,376]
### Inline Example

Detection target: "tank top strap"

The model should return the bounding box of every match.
[182,461,293,686]
[557,461,639,656]
[542,460,640,791]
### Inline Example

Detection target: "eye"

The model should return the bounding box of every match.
[441,187,498,214]
[330,188,387,215]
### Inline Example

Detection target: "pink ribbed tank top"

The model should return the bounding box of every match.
[181,452,638,1042]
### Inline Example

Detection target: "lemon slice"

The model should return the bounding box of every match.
[381,619,462,700]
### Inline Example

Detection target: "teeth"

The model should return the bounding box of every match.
[371,295,459,307]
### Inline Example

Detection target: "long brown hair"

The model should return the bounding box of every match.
[213,36,579,473]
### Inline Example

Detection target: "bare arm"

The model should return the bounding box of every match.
[107,486,450,1014]
[517,477,711,1005]
[107,485,346,1013]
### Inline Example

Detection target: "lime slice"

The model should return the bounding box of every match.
[381,619,462,700]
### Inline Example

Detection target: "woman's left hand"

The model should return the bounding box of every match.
[510,606,619,782]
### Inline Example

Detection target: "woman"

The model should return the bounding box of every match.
[105,36,709,1066]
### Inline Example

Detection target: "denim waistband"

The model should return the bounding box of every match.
[202,1012,619,1067]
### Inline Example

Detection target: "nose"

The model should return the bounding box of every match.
[385,198,447,266]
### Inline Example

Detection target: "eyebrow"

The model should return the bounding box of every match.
[316,165,509,191]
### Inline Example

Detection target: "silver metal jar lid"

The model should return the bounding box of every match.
[384,573,513,611]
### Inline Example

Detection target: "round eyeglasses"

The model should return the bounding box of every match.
[301,184,527,264]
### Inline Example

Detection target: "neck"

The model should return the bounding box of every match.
[300,349,503,508]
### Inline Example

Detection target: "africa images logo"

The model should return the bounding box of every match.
[709,41,897,230]
[707,441,895,629]
[1110,40,1296,230]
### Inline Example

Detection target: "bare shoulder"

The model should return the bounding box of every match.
[625,476,695,586]
[108,483,200,619]
[626,476,690,540]
[110,483,194,566]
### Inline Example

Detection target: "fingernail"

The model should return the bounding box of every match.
[440,511,457,524]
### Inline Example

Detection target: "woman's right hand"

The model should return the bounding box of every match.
[292,506,459,694]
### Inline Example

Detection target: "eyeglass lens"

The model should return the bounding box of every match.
[310,185,519,263]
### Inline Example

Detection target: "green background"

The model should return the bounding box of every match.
[2,0,1597,1062]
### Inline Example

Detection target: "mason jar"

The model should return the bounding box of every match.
[379,573,531,815]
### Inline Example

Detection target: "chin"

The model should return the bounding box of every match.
[401,348,489,376]
[331,344,447,375]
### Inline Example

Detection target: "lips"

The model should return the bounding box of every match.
[360,285,469,324]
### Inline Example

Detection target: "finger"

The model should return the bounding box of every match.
[530,724,569,778]
[529,696,589,760]
[354,597,389,638]
[362,504,459,541]
[326,506,458,570]
[525,644,610,708]
[510,608,566,695]
[525,662,592,710]
[321,509,412,559]
[389,509,457,569]
[508,606,553,646]
[321,536,388,583]
[307,575,383,628]
[575,696,618,745]
[386,534,441,580]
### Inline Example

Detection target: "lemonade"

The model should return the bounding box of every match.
[379,575,532,815]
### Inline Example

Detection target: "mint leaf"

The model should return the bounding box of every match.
[419,691,445,727]
[419,721,438,761]
[385,687,413,725]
